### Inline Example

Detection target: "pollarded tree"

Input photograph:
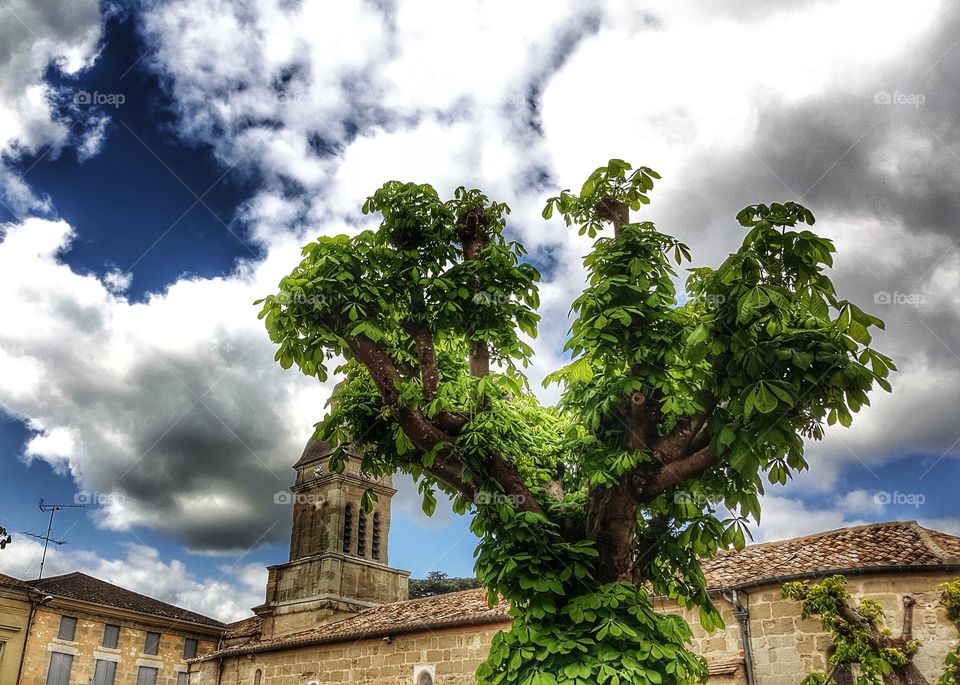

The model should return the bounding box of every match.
[783,575,960,685]
[258,160,894,685]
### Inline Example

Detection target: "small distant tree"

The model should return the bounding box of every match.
[0,526,10,550]
[784,575,960,685]
[259,160,893,685]
[409,571,483,599]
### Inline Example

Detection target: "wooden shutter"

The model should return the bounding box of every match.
[102,624,120,648]
[143,631,161,655]
[93,659,118,685]
[56,616,77,641]
[136,666,159,685]
[44,652,73,685]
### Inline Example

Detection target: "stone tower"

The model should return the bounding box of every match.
[254,439,409,638]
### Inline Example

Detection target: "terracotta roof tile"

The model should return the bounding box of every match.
[708,657,744,676]
[31,572,224,628]
[0,572,31,590]
[200,588,509,660]
[701,521,960,588]
[224,615,263,639]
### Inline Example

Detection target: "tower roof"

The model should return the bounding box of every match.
[292,438,359,469]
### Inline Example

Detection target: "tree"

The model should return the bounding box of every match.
[408,571,482,599]
[784,575,960,685]
[0,526,9,550]
[258,159,894,685]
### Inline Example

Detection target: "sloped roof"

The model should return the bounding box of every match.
[30,572,224,628]
[199,588,509,659]
[701,521,960,588]
[199,521,960,661]
[293,438,361,469]
[224,615,263,640]
[0,572,31,590]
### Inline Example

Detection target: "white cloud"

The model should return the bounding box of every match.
[0,536,263,622]
[0,0,105,213]
[0,218,330,550]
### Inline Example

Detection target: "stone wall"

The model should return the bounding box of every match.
[20,604,219,685]
[193,571,960,685]
[741,572,959,685]
[190,624,503,685]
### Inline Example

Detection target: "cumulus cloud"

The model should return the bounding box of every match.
[0,0,106,214]
[0,218,330,551]
[0,535,264,622]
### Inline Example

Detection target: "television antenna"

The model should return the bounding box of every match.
[22,499,85,580]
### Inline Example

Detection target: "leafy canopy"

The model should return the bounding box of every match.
[258,160,893,685]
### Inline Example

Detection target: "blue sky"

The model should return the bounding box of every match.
[2,0,960,622]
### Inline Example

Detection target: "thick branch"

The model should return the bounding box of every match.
[459,209,491,377]
[649,446,717,495]
[404,320,440,401]
[347,333,545,518]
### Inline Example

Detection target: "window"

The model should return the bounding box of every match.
[254,669,263,685]
[177,673,189,685]
[372,513,381,560]
[56,616,77,641]
[342,504,352,553]
[136,666,159,685]
[44,652,73,685]
[102,624,120,648]
[182,637,198,659]
[93,659,118,685]
[357,509,367,557]
[143,631,160,655]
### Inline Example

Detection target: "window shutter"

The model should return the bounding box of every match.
[143,631,161,655]
[177,672,189,685]
[102,624,120,648]
[183,637,198,659]
[56,616,77,641]
[44,652,73,685]
[136,666,159,685]
[93,659,118,685]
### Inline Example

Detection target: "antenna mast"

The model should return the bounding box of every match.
[23,498,85,580]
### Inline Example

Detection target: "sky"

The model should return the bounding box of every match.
[1,0,959,623]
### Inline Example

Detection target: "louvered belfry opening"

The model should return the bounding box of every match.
[357,509,367,557]
[342,504,353,553]
[372,513,381,560]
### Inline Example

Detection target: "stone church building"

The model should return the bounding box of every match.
[188,440,960,685]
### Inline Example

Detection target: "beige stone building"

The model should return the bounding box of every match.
[1,570,223,684]
[189,440,960,685]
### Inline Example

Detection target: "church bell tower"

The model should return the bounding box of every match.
[255,439,409,638]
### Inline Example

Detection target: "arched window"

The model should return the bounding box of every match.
[357,509,367,557]
[372,513,381,560]
[254,669,262,685]
[342,505,352,553]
